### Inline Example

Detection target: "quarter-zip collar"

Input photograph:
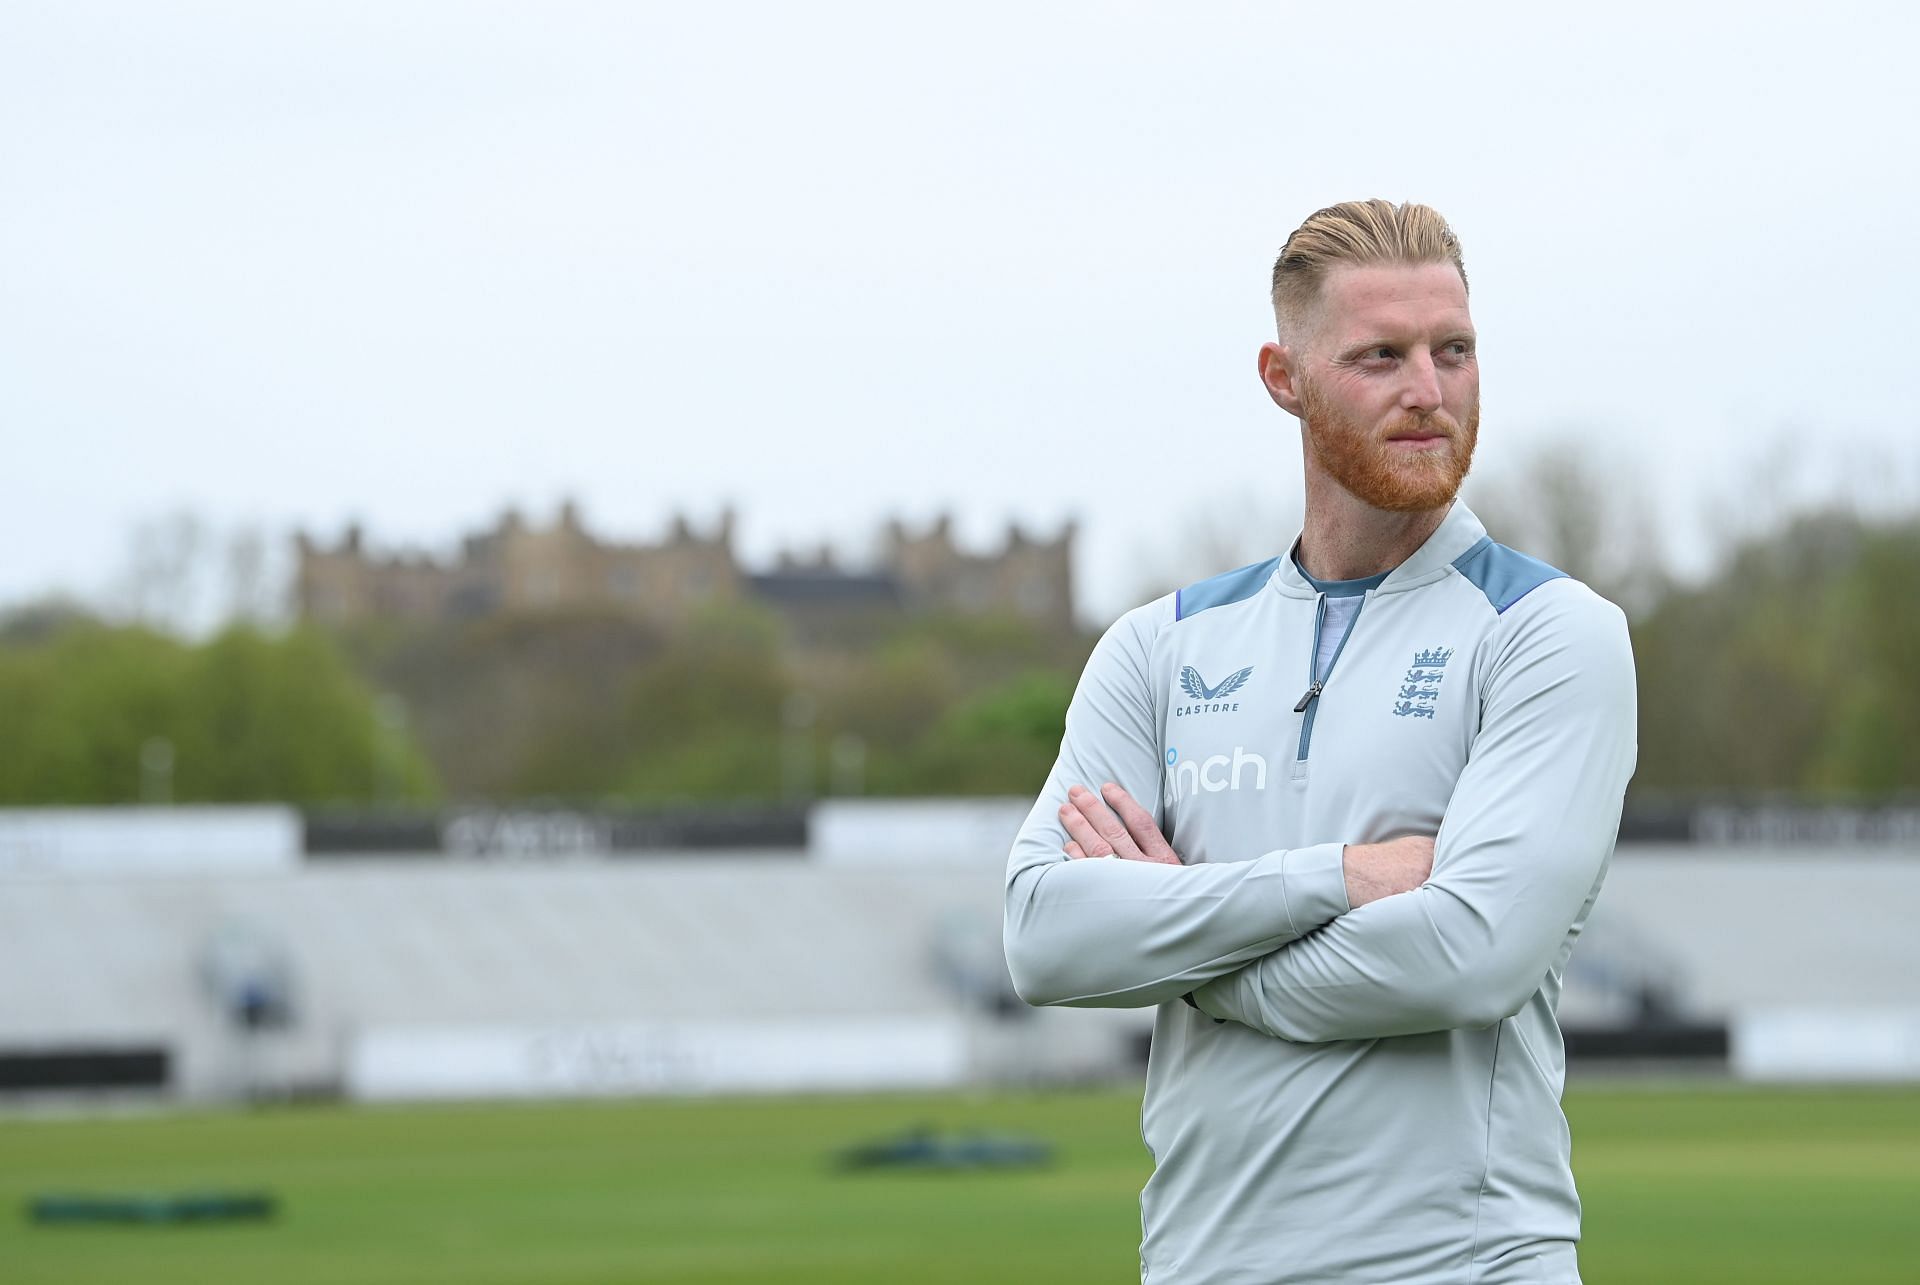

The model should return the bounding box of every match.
[1293,561,1387,597]
[1271,501,1488,602]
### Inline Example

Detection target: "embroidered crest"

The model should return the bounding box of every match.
[1392,646,1453,719]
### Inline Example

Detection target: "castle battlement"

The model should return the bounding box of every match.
[296,503,1074,635]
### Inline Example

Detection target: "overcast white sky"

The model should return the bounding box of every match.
[4,1,1916,626]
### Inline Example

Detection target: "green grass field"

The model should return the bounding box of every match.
[3,1084,1917,1283]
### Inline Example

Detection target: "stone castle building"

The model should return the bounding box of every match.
[295,503,1076,637]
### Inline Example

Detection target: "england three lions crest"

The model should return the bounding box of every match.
[1392,646,1453,719]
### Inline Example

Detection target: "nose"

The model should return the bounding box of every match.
[1399,350,1443,415]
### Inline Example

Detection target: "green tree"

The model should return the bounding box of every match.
[337,607,668,800]
[0,621,434,804]
[1631,509,1920,799]
[891,670,1073,796]
[617,603,794,801]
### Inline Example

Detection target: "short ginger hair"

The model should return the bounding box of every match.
[1270,199,1468,336]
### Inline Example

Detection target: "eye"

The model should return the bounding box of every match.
[1441,340,1473,360]
[1365,346,1396,362]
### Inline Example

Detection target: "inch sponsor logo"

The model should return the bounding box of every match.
[1175,664,1254,717]
[1163,745,1270,805]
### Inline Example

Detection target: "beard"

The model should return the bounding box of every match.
[1298,378,1480,513]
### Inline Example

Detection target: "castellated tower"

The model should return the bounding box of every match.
[295,504,1076,635]
[295,503,741,627]
[882,514,1077,634]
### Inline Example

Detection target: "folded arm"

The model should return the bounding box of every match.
[1002,604,1350,1009]
[1190,585,1637,1041]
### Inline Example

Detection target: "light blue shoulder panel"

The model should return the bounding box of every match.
[1175,557,1281,622]
[1450,536,1568,614]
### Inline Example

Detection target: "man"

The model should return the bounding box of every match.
[1002,199,1637,1284]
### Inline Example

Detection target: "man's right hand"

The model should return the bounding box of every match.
[1342,835,1436,908]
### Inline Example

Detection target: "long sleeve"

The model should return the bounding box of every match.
[1190,583,1637,1041]
[1002,602,1350,1010]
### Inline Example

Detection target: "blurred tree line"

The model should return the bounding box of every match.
[3,494,1917,806]
[1631,510,1920,795]
[0,609,432,805]
[329,602,1088,803]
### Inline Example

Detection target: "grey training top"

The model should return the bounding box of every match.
[1003,501,1638,1284]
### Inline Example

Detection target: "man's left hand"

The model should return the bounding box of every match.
[1059,782,1182,865]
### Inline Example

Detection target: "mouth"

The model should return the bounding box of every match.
[1384,416,1452,441]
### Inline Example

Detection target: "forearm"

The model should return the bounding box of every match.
[1004,837,1348,1008]
[1189,836,1613,1040]
[1193,587,1637,1042]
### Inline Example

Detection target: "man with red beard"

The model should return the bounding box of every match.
[1004,200,1637,1283]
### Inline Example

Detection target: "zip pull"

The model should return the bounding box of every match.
[1293,681,1323,714]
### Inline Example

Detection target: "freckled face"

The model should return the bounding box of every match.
[1296,262,1480,512]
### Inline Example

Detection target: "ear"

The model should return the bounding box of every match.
[1257,342,1305,418]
